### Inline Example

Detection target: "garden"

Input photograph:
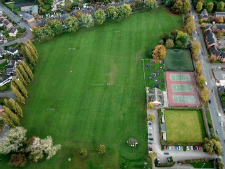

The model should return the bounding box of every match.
[0,8,183,169]
[164,109,206,144]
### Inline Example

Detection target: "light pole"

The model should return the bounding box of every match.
[201,163,206,169]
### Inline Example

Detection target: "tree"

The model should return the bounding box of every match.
[79,14,94,28]
[217,1,224,11]
[152,45,166,62]
[35,27,48,41]
[199,18,203,23]
[4,106,20,126]
[47,19,62,36]
[135,0,143,8]
[32,27,38,36]
[171,0,183,14]
[4,98,23,117]
[165,39,174,48]
[8,153,27,167]
[196,61,203,74]
[185,20,196,35]
[149,151,157,159]
[1,112,14,127]
[197,74,206,88]
[201,87,211,102]
[145,0,157,10]
[176,31,189,45]
[65,3,72,12]
[17,64,30,84]
[192,40,201,53]
[196,2,203,12]
[21,61,34,81]
[105,6,118,20]
[117,4,132,19]
[162,0,172,7]
[217,31,223,38]
[201,22,205,28]
[0,126,27,154]
[219,17,224,23]
[12,78,28,97]
[192,51,199,60]
[65,16,79,32]
[79,148,88,158]
[183,0,191,13]
[22,46,35,66]
[27,40,38,60]
[203,138,222,156]
[207,2,214,12]
[11,85,25,104]
[148,113,155,122]
[76,12,82,19]
[148,102,154,110]
[26,136,61,161]
[216,158,224,169]
[97,144,106,154]
[93,9,106,25]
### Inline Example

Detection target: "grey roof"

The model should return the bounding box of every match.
[22,13,34,20]
[10,28,17,34]
[215,12,225,16]
[218,86,225,93]
[200,9,208,18]
[32,5,38,14]
[14,1,35,8]
[210,45,221,56]
[148,88,164,104]
[206,30,217,45]
[161,123,166,132]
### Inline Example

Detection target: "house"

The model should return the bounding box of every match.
[200,9,209,20]
[215,12,225,18]
[147,87,164,106]
[6,48,18,55]
[9,28,18,37]
[162,132,167,141]
[31,5,38,15]
[20,12,35,23]
[0,74,12,87]
[3,19,13,29]
[0,17,4,27]
[213,69,225,86]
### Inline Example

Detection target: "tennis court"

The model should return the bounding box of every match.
[172,84,192,92]
[164,49,194,72]
[166,71,200,107]
[171,74,191,81]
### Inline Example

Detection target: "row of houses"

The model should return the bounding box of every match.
[0,15,18,38]
[205,24,225,62]
[200,10,225,20]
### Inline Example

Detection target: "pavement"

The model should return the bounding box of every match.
[0,124,9,143]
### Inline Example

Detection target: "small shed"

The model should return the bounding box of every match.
[162,132,167,141]
[127,138,138,147]
[161,123,166,132]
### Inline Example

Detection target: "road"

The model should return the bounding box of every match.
[190,2,225,164]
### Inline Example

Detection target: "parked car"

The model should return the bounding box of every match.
[175,146,180,150]
[220,122,223,127]
[198,146,201,150]
[149,138,153,140]
[218,113,221,116]
[208,100,211,104]
[149,147,153,151]
[216,130,219,135]
[167,157,171,162]
[157,159,160,163]
[148,126,152,130]
[186,146,189,151]
[164,146,167,150]
[211,89,214,93]
[191,146,193,150]
[167,146,171,150]
[164,152,169,155]
[148,122,152,125]
[148,133,152,136]
[148,142,152,144]
[193,146,198,150]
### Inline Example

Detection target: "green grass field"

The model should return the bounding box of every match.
[0,8,182,169]
[164,49,194,72]
[144,59,166,91]
[165,109,206,143]
[190,161,214,168]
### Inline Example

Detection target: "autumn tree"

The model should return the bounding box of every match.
[8,153,27,167]
[192,40,201,53]
[93,9,106,25]
[117,4,132,19]
[216,158,224,169]
[196,2,203,12]
[149,151,157,159]
[47,19,62,36]
[76,12,82,19]
[135,0,143,8]
[79,14,94,28]
[26,136,61,161]
[217,31,223,38]
[12,78,28,97]
[185,20,196,35]
[195,61,203,74]
[148,102,154,110]
[197,74,206,88]
[79,148,88,158]
[11,84,25,104]
[4,106,20,126]
[201,87,211,102]
[183,0,191,13]
[171,0,183,14]
[65,16,79,32]
[152,45,166,62]
[97,144,106,154]
[201,23,205,28]
[145,0,157,10]
[21,46,35,66]
[165,39,174,48]
[105,6,118,20]
[1,112,14,127]
[219,17,224,23]
[148,113,155,122]
[0,126,27,154]
[203,138,223,156]
[217,1,224,11]
[207,2,214,12]
[4,98,23,117]
[65,3,72,12]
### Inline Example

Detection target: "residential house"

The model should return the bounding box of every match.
[6,48,18,55]
[20,13,35,23]
[200,9,208,20]
[215,12,225,18]
[0,17,4,27]
[146,87,164,106]
[9,28,18,37]
[3,19,13,29]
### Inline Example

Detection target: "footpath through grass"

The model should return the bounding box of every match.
[165,109,206,143]
[0,8,182,169]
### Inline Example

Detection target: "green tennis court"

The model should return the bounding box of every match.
[170,74,191,81]
[164,49,194,71]
[172,84,192,92]
[173,95,195,103]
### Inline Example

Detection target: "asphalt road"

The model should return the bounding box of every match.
[190,2,225,164]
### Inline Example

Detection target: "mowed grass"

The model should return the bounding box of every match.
[0,8,182,169]
[165,109,206,143]
[164,49,194,71]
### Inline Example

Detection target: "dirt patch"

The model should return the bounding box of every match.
[108,63,118,84]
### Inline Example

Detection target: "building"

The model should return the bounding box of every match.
[3,19,13,29]
[146,87,164,106]
[6,48,18,55]
[215,12,225,18]
[9,28,18,37]
[213,69,225,86]
[20,13,35,23]
[200,9,209,20]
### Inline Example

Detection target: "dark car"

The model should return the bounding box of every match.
[209,100,211,104]
[148,142,152,144]
[164,152,169,155]
[148,122,152,125]
[149,138,153,140]
[148,133,152,136]
[149,147,153,151]
[167,157,171,162]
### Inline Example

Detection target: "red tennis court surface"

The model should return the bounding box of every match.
[166,71,200,107]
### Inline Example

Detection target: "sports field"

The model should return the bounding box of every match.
[165,109,206,143]
[164,49,194,72]
[0,9,182,169]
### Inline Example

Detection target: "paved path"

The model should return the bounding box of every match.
[0,125,9,143]
[0,90,16,100]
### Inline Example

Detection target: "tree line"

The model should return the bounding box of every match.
[33,2,157,41]
[193,0,224,13]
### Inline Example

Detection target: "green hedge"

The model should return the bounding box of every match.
[177,158,214,164]
[155,162,175,167]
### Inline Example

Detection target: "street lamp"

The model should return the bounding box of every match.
[201,163,206,169]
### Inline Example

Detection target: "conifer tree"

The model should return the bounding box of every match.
[4,106,20,126]
[11,85,25,104]
[18,65,30,84]
[4,98,23,117]
[16,68,26,85]
[21,61,34,81]
[24,46,35,66]
[27,41,38,63]
[4,99,13,111]
[12,78,28,97]
[1,112,15,127]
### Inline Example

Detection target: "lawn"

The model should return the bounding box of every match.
[143,59,166,91]
[6,3,21,12]
[164,49,194,72]
[0,8,182,169]
[165,109,206,143]
[190,161,214,168]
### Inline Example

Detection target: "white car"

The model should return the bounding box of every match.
[190,146,193,150]
[186,146,189,151]
[148,126,152,130]
[218,113,221,116]
[220,122,223,127]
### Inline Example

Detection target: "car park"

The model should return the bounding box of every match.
[186,146,189,151]
[216,130,219,135]
[220,122,223,127]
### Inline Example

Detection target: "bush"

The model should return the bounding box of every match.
[178,158,213,164]
[156,162,175,167]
